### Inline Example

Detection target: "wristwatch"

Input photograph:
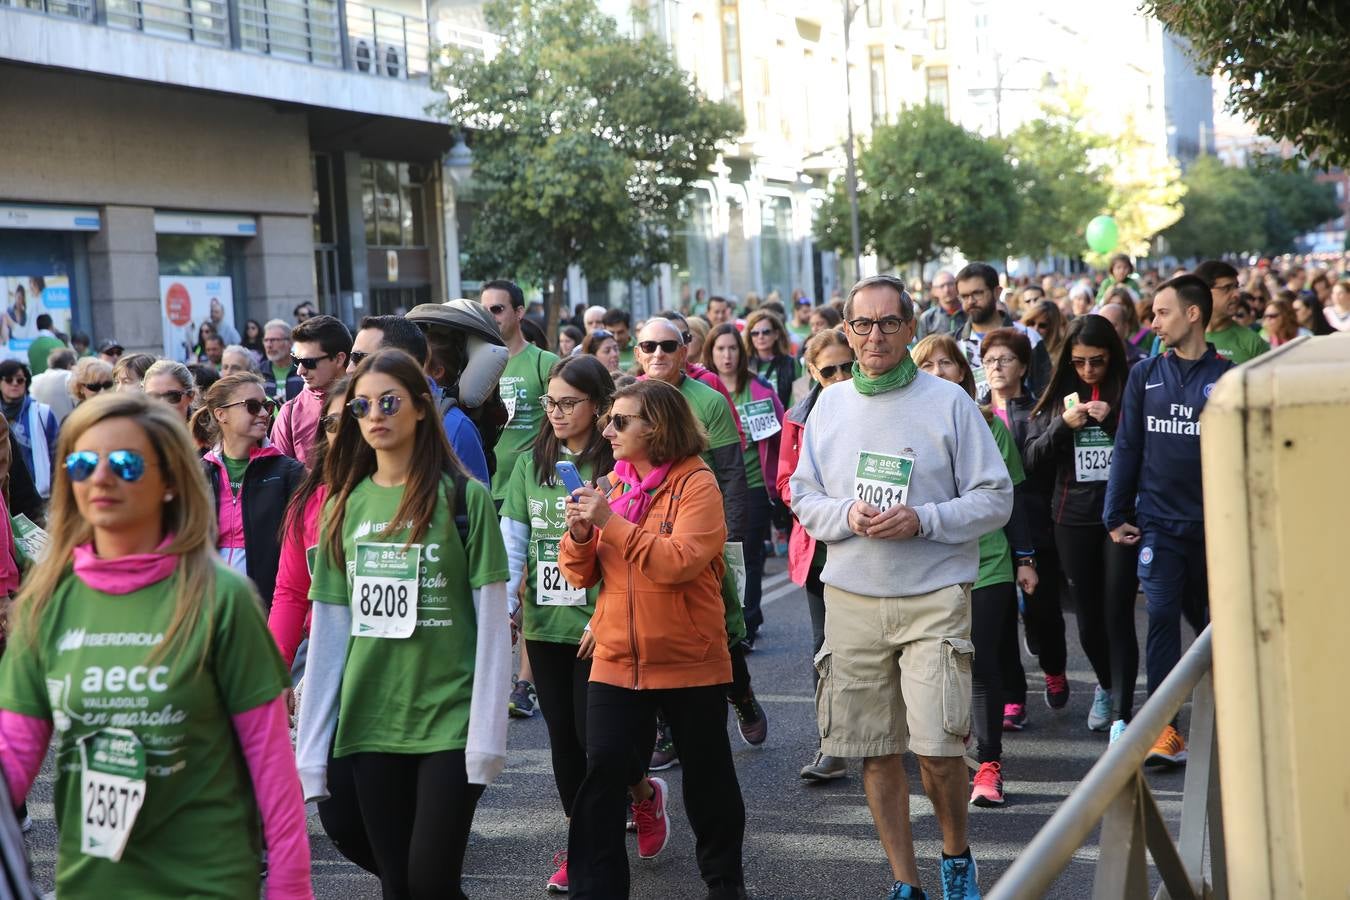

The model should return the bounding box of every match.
[1015,556,1037,569]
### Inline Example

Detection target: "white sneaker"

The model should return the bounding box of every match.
[1087,684,1112,732]
[1109,719,1127,745]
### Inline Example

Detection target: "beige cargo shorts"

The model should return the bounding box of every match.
[814,582,973,759]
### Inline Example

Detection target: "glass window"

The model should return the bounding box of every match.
[926,65,949,111]
[376,161,401,247]
[721,0,742,110]
[759,195,793,298]
[361,161,377,246]
[673,187,716,311]
[865,0,882,28]
[869,46,886,125]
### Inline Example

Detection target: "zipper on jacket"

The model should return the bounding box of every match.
[628,568,639,689]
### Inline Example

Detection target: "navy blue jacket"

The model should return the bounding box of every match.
[1103,346,1233,539]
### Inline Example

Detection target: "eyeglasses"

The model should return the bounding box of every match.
[1262,312,1281,320]
[2,376,26,386]
[589,329,614,342]
[982,356,1019,369]
[846,316,907,335]
[1071,356,1108,370]
[291,352,334,370]
[65,449,151,483]
[263,336,289,344]
[220,397,278,417]
[607,413,646,432]
[749,328,777,339]
[486,303,510,316]
[349,350,370,368]
[680,331,693,345]
[816,363,848,380]
[540,395,588,414]
[148,390,188,405]
[348,394,403,419]
[319,413,341,433]
[1026,319,1051,332]
[638,340,681,354]
[83,381,115,393]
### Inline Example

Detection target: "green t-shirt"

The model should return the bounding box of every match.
[787,322,812,354]
[222,455,249,496]
[0,564,289,898]
[310,475,509,756]
[618,344,636,374]
[491,345,561,500]
[732,385,765,490]
[269,363,291,397]
[500,453,599,644]
[1205,324,1268,365]
[27,334,65,375]
[678,375,741,470]
[976,415,1023,590]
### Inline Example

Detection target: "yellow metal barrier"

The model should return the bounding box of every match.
[1202,332,1350,899]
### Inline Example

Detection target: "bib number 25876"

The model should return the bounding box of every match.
[352,542,421,638]
[80,729,146,862]
[855,450,915,512]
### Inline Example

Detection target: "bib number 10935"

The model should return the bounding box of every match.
[855,450,915,512]
[80,729,146,862]
[351,542,421,638]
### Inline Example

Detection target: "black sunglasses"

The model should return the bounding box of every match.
[291,352,334,370]
[638,340,682,354]
[816,363,848,380]
[349,350,370,368]
[606,413,646,432]
[83,381,115,393]
[148,390,188,405]
[320,413,341,433]
[220,397,278,417]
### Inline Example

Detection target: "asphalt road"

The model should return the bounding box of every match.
[20,558,1196,899]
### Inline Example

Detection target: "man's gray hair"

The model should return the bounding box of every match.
[47,348,77,370]
[222,344,261,373]
[638,317,685,344]
[263,318,290,335]
[844,275,915,322]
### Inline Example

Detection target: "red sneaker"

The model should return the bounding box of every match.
[970,761,1005,807]
[632,777,670,859]
[546,850,568,893]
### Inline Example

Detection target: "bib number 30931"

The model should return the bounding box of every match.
[80,729,146,862]
[1073,427,1113,483]
[855,450,915,512]
[536,539,586,606]
[352,542,420,638]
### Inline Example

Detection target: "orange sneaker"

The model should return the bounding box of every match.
[1145,724,1188,767]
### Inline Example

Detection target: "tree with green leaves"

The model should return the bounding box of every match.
[1006,101,1110,259]
[1142,3,1350,165]
[1162,157,1268,259]
[432,0,742,337]
[1249,157,1342,254]
[815,104,1019,273]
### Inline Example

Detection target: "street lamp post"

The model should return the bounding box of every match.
[841,0,863,280]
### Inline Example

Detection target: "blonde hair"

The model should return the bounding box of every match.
[68,357,113,404]
[188,372,265,449]
[16,393,221,665]
[911,334,980,403]
[743,309,791,358]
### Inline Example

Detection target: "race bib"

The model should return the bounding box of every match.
[535,539,586,606]
[12,514,48,563]
[351,542,420,639]
[855,450,915,512]
[79,729,146,862]
[1073,426,1113,482]
[724,542,747,607]
[500,381,519,424]
[737,399,781,442]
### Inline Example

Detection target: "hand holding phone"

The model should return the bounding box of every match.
[555,461,586,498]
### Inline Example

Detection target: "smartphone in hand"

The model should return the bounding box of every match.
[555,461,586,498]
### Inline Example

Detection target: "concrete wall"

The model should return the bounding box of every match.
[0,65,311,216]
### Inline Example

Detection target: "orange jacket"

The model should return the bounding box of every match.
[559,455,731,690]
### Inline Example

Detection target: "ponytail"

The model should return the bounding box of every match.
[193,373,266,450]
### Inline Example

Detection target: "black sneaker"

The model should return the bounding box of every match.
[731,694,768,746]
[508,677,537,719]
[649,722,678,771]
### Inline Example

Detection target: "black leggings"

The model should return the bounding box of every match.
[999,543,1068,703]
[349,749,485,900]
[806,566,826,690]
[569,682,745,899]
[1054,523,1141,722]
[742,485,771,637]
[319,739,380,875]
[527,638,592,817]
[971,582,1017,764]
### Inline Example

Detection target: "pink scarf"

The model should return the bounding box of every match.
[73,535,179,595]
[609,460,675,524]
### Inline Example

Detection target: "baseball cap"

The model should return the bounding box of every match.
[97,339,124,354]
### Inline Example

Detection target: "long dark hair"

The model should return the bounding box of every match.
[702,322,750,394]
[1032,316,1129,420]
[531,355,614,487]
[282,375,348,537]
[323,349,468,564]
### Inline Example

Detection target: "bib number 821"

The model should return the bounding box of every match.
[359,582,410,618]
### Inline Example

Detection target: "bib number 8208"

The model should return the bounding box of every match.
[359,582,410,619]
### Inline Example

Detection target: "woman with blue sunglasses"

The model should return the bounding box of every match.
[192,372,305,611]
[0,392,310,898]
[296,348,510,899]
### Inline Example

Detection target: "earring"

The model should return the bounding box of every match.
[163,493,174,503]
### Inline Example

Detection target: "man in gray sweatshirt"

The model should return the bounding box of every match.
[790,274,1013,900]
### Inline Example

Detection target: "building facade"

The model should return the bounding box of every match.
[0,0,490,357]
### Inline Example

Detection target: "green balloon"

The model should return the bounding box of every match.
[1085,215,1118,254]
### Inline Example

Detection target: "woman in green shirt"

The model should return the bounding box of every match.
[296,348,510,900]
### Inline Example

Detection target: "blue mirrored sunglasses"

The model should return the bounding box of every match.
[65,449,148,483]
[347,394,402,419]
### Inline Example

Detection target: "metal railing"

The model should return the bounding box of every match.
[0,0,91,20]
[344,0,429,79]
[104,0,229,45]
[989,626,1226,900]
[237,0,341,67]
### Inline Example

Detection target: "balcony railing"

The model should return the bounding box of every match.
[1,0,450,81]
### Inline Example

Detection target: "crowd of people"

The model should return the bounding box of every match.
[0,253,1335,900]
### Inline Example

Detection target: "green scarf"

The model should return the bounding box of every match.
[851,357,918,395]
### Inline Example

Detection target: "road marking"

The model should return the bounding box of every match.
[760,578,800,607]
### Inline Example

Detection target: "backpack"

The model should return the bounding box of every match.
[439,392,509,479]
